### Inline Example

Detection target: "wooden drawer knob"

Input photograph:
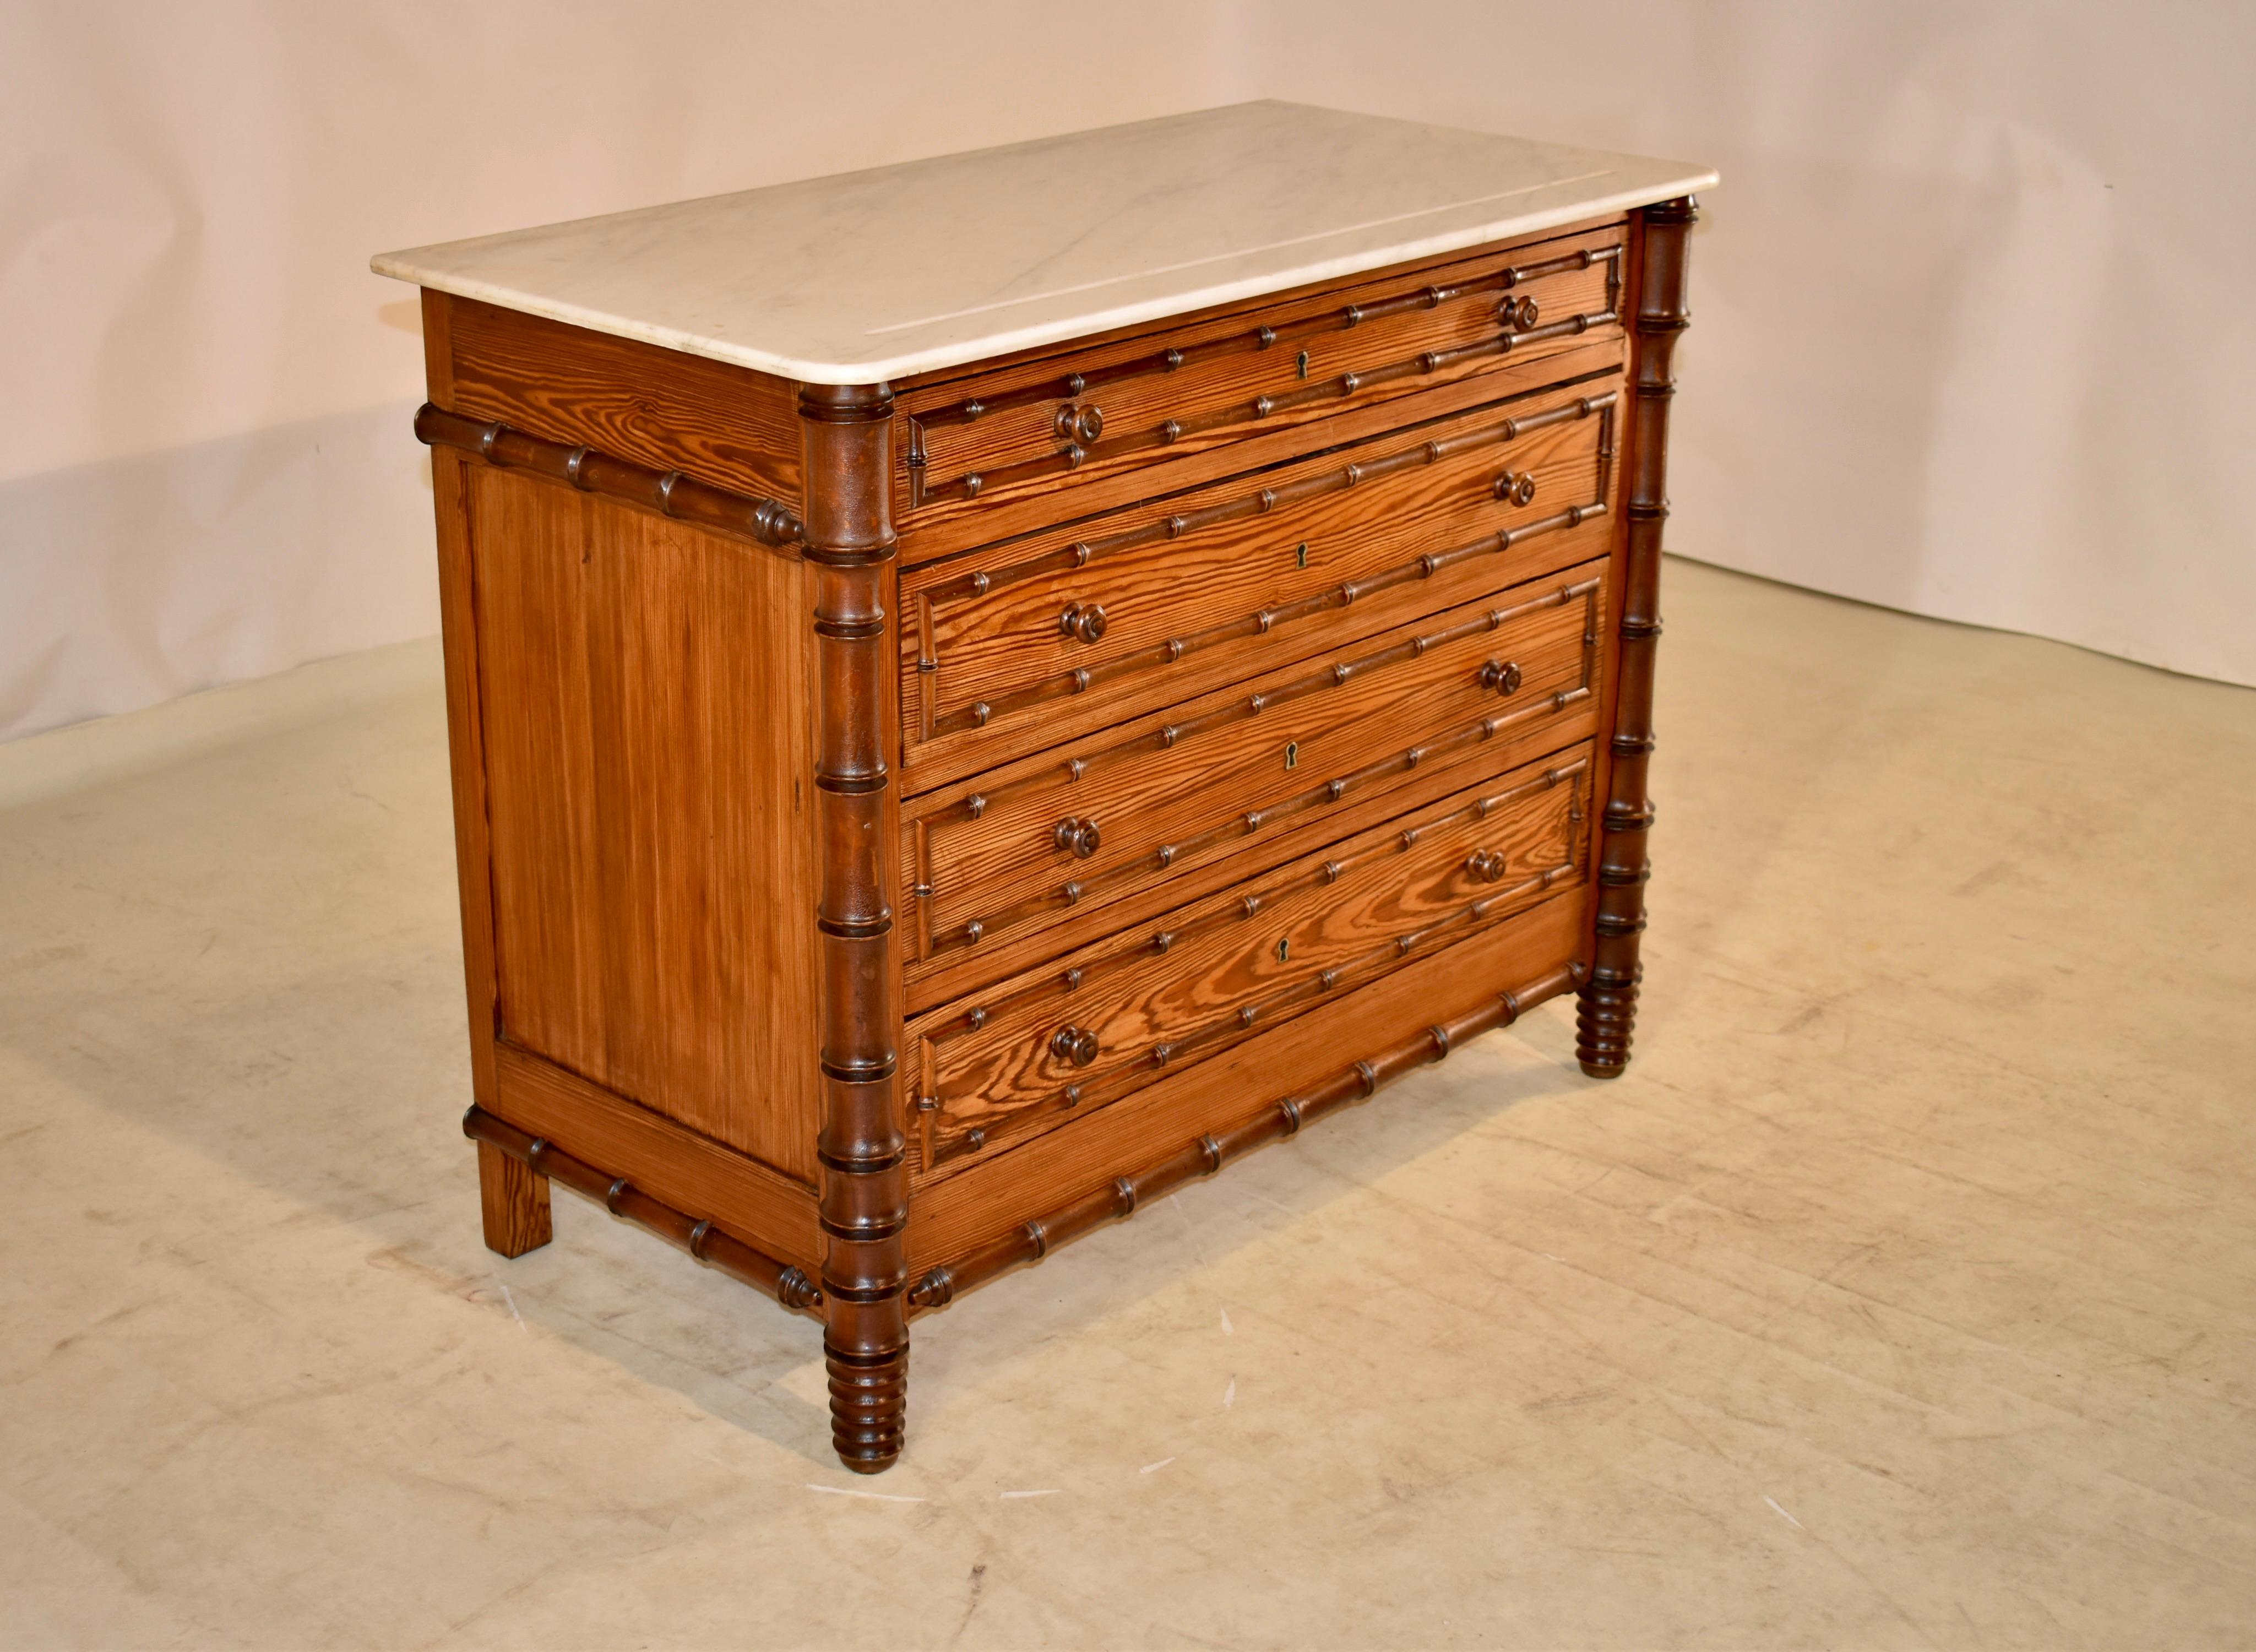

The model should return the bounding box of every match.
[1053,816,1102,858]
[1054,402,1105,446]
[1478,659,1523,695]
[1465,849,1509,884]
[1499,295,1540,331]
[1494,470,1537,507]
[1049,1025,1101,1067]
[1059,600,1108,644]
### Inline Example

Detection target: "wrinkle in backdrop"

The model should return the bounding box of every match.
[2,1,2250,743]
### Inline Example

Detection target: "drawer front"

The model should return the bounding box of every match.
[908,747,1594,1175]
[904,560,1607,976]
[903,377,1619,785]
[898,223,1624,524]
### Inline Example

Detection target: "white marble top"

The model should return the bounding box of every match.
[373,101,1714,386]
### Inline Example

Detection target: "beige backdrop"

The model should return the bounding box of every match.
[4,1,2250,740]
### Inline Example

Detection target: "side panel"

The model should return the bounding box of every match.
[465,464,824,1181]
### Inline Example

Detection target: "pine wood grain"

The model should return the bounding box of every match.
[909,746,1594,1173]
[905,561,1607,988]
[444,294,800,504]
[491,1043,819,1274]
[898,222,1624,530]
[894,337,1626,569]
[904,889,1588,1270]
[475,1139,552,1257]
[901,376,1617,785]
[467,466,824,1180]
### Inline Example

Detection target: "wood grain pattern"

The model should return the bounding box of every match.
[905,563,1607,986]
[909,958,1580,1310]
[412,177,1698,1475]
[909,746,1592,1175]
[476,1138,552,1257]
[467,465,824,1180]
[902,377,1617,779]
[491,1042,820,1273]
[415,403,801,552]
[899,222,1623,526]
[895,336,1626,569]
[904,888,1589,1274]
[467,1104,820,1311]
[445,294,801,504]
[429,443,502,1113]
[895,214,1625,397]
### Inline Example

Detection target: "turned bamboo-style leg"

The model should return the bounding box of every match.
[476,1138,553,1257]
[1580,195,1697,1080]
[800,382,911,1472]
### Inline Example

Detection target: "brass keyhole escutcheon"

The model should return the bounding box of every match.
[1295,542,1309,569]
[1494,470,1537,507]
[1465,849,1508,884]
[1284,740,1298,770]
[1275,937,1291,963]
[1296,349,1310,379]
[1059,600,1108,644]
[1049,1025,1101,1067]
[1053,816,1101,858]
[1053,402,1105,446]
[1480,659,1523,695]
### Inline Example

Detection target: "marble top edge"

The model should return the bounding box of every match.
[372,101,1716,385]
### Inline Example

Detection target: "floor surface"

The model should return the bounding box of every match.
[3,561,2252,1649]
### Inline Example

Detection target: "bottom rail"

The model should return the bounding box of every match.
[463,1106,823,1317]
[908,960,1583,1311]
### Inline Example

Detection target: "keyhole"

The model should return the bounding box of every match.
[1296,350,1310,379]
[1275,937,1290,963]
[1284,741,1298,769]
[1295,542,1309,569]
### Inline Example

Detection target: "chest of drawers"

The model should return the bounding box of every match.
[375,102,1714,1472]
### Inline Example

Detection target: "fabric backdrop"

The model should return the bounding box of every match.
[4,0,2249,742]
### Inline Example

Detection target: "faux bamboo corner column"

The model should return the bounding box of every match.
[1578,195,1695,1079]
[800,382,911,1472]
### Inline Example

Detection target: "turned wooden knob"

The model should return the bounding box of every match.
[1053,816,1102,858]
[1500,295,1540,331]
[1465,849,1508,884]
[1054,402,1105,445]
[1049,1025,1101,1067]
[1479,659,1523,695]
[1059,600,1108,644]
[1494,470,1537,507]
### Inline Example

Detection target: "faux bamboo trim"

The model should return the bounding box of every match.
[800,382,912,1474]
[461,1106,822,1314]
[906,241,1624,504]
[915,388,1617,733]
[414,403,804,550]
[920,578,1603,957]
[906,959,1583,1310]
[1578,197,1695,1078]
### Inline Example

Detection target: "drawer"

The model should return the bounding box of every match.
[897,222,1625,524]
[907,746,1595,1175]
[903,559,1607,980]
[902,374,1620,786]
